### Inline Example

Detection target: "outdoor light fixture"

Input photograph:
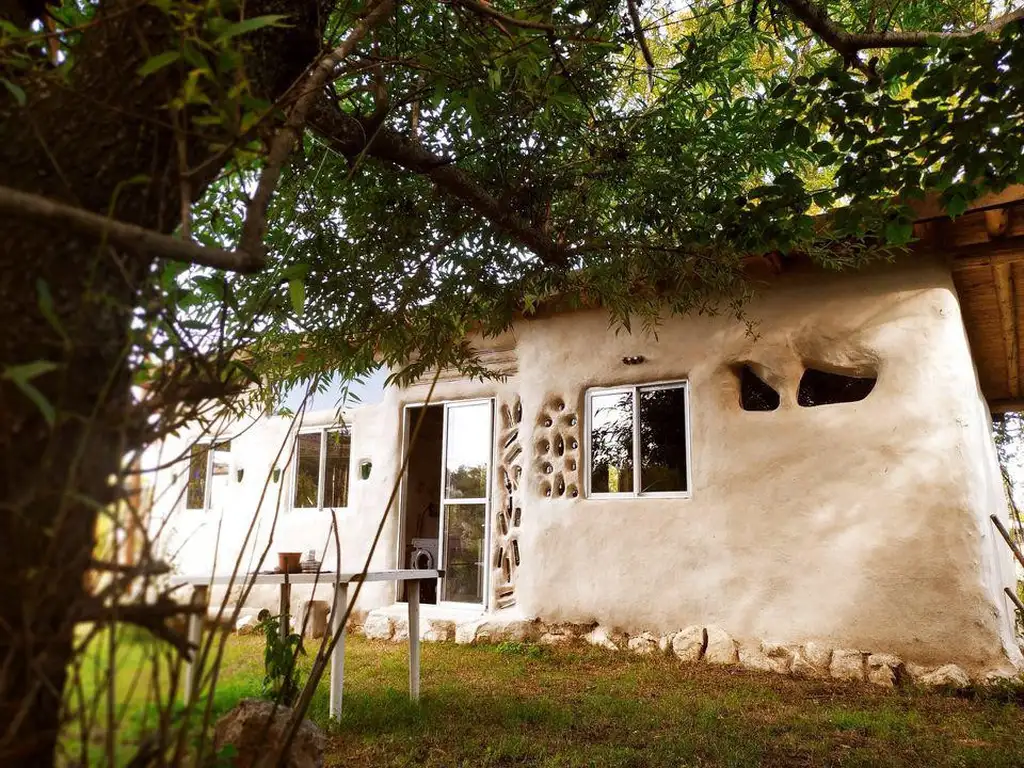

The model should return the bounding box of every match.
[360,460,372,480]
[622,355,645,365]
[272,467,282,483]
[236,468,245,482]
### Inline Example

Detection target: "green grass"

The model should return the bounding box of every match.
[66,632,1024,767]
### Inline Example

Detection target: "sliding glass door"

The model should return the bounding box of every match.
[439,400,493,604]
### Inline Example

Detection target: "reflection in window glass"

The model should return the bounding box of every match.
[442,503,486,603]
[444,402,490,499]
[589,391,634,494]
[293,433,321,508]
[639,387,688,492]
[208,440,232,509]
[186,444,209,509]
[323,429,351,508]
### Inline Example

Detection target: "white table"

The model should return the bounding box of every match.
[173,569,440,719]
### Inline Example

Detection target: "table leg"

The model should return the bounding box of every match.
[408,580,420,701]
[183,584,208,704]
[329,583,349,720]
[279,577,291,641]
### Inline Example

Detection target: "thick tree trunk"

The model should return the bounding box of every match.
[0,1,329,763]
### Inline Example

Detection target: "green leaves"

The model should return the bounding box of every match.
[3,362,59,426]
[288,278,305,317]
[1,77,25,106]
[138,51,181,77]
[214,14,289,43]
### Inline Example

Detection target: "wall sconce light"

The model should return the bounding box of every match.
[236,468,245,482]
[622,355,645,365]
[360,460,372,480]
[272,468,282,484]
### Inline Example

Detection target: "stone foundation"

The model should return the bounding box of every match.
[351,609,1013,689]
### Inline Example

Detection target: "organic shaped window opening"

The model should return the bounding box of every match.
[739,365,780,412]
[798,367,876,407]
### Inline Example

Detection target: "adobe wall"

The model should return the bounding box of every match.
[504,259,1020,673]
[148,256,1021,675]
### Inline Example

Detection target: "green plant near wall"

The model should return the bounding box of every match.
[256,609,304,706]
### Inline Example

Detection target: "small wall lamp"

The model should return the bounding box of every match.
[272,467,282,483]
[236,468,245,482]
[622,355,645,365]
[360,460,372,480]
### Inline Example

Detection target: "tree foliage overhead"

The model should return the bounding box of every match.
[1,0,1023,763]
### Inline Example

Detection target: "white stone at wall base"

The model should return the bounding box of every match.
[761,642,796,674]
[738,644,774,673]
[362,612,394,640]
[585,626,619,650]
[867,654,903,688]
[671,626,706,662]
[830,649,866,682]
[918,664,972,689]
[627,632,659,654]
[422,619,455,643]
[704,625,739,665]
[235,614,258,636]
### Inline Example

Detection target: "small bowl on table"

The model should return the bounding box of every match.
[278,552,302,574]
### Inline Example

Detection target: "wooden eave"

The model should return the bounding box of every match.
[925,186,1024,413]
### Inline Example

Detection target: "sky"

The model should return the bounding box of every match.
[281,367,390,413]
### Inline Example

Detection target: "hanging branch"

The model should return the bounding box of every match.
[778,0,1024,55]
[626,0,655,89]
[238,0,396,257]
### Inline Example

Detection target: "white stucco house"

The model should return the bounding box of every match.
[147,190,1024,682]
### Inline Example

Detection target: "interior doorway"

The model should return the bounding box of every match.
[400,399,493,606]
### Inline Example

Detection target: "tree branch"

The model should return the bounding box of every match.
[75,598,203,659]
[779,0,1024,54]
[238,0,395,256]
[450,0,563,32]
[0,184,262,272]
[626,0,655,89]
[309,98,571,266]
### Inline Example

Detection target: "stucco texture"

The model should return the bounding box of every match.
[507,259,1019,672]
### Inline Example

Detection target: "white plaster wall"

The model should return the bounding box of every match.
[147,259,1020,672]
[509,259,1020,672]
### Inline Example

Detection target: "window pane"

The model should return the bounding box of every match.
[209,440,232,509]
[589,391,634,493]
[442,503,486,603]
[444,402,490,499]
[639,386,688,493]
[186,444,209,509]
[293,433,321,508]
[323,429,351,508]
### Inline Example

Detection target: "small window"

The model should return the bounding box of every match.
[739,365,780,411]
[292,427,351,509]
[798,368,876,407]
[586,382,690,498]
[185,439,231,511]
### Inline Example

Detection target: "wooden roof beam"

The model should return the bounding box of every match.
[991,261,1020,399]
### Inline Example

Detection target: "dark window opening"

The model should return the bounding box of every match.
[739,365,780,412]
[798,367,876,407]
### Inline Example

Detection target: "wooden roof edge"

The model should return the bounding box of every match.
[909,185,1024,222]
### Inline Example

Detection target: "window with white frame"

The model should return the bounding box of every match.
[292,428,351,509]
[185,439,232,510]
[585,381,690,497]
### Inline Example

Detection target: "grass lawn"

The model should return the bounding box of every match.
[71,632,1024,767]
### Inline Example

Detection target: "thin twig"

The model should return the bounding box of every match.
[626,0,655,89]
[239,0,395,256]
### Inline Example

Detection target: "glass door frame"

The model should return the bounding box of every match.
[397,397,495,610]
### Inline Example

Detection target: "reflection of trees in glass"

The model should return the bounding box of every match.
[590,393,633,493]
[293,433,320,508]
[446,464,487,499]
[186,444,209,509]
[324,429,351,508]
[443,503,484,603]
[590,387,688,494]
[638,388,687,492]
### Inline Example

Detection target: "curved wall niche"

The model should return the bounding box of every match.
[798,367,877,407]
[738,364,780,412]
